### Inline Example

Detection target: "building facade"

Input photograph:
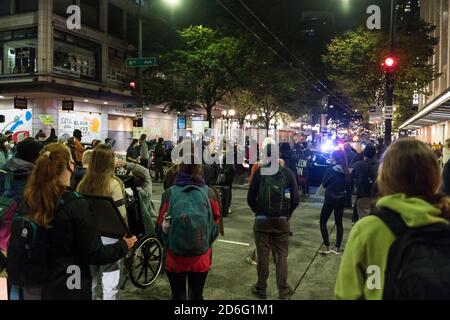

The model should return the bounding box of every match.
[400,0,450,144]
[0,0,179,151]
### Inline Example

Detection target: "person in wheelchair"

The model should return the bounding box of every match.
[77,144,128,300]
[116,159,157,236]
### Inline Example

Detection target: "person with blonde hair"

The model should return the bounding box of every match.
[77,143,128,300]
[335,139,450,300]
[7,143,135,300]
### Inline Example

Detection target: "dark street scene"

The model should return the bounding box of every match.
[2,0,450,307]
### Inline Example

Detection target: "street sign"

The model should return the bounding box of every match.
[14,97,27,109]
[124,103,139,108]
[383,105,393,120]
[135,108,143,119]
[126,57,157,68]
[62,99,74,111]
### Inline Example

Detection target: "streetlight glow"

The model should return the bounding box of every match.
[229,109,236,117]
[163,0,180,7]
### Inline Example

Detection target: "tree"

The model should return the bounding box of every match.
[221,90,257,127]
[144,26,250,128]
[323,22,439,129]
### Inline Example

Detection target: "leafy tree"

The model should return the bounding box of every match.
[144,26,250,128]
[221,90,257,127]
[323,22,439,129]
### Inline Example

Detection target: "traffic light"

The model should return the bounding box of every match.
[129,81,137,96]
[382,56,398,73]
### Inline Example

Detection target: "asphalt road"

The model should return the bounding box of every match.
[117,183,353,300]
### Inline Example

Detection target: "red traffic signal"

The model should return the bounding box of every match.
[129,81,136,89]
[382,56,398,72]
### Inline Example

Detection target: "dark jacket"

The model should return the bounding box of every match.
[0,158,34,202]
[322,165,348,204]
[154,143,165,159]
[352,159,379,198]
[443,159,450,196]
[70,166,86,190]
[247,165,299,218]
[19,190,128,300]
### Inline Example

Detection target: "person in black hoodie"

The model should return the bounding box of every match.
[318,149,350,255]
[44,128,58,145]
[8,143,136,300]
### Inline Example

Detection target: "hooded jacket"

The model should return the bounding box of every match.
[322,164,348,203]
[335,194,449,300]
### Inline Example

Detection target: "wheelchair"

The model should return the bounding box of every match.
[117,175,163,289]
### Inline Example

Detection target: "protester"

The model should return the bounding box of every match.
[77,144,129,300]
[343,143,356,208]
[351,143,379,220]
[7,143,136,300]
[297,142,313,197]
[247,143,299,300]
[156,160,221,300]
[73,129,85,166]
[139,134,149,168]
[154,137,165,183]
[44,128,58,145]
[126,139,140,164]
[335,139,450,300]
[70,149,93,190]
[0,137,10,167]
[0,138,43,287]
[318,149,350,255]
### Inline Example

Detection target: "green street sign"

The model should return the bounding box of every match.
[126,57,157,68]
[124,103,139,108]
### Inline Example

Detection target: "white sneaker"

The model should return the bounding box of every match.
[330,247,343,255]
[318,245,331,255]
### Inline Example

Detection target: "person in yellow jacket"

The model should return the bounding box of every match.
[335,139,450,300]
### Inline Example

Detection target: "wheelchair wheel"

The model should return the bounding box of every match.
[129,236,163,288]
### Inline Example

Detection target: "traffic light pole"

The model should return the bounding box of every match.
[138,5,144,110]
[385,0,396,146]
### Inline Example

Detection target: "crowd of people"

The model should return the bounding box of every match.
[2,125,450,300]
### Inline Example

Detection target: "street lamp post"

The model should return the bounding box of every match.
[137,0,180,109]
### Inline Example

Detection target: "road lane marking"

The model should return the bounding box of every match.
[217,239,250,246]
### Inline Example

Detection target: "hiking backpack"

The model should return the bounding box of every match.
[374,208,450,300]
[6,191,81,287]
[257,167,291,217]
[165,185,217,257]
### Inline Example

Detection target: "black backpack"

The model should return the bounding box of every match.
[256,167,290,217]
[6,191,81,287]
[374,209,450,300]
[358,160,378,198]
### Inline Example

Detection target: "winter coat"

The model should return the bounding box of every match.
[322,165,348,204]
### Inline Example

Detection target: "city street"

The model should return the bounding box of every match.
[119,184,352,300]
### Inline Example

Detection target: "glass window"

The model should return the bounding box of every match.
[107,48,128,86]
[54,0,75,17]
[127,13,138,47]
[16,0,38,13]
[79,0,100,30]
[0,0,10,17]
[53,39,100,81]
[1,39,38,75]
[108,4,124,39]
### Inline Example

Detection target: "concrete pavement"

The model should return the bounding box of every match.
[118,184,353,300]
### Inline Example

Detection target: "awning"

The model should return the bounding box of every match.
[399,89,450,130]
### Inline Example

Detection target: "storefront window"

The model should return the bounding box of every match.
[0,28,37,75]
[53,30,101,81]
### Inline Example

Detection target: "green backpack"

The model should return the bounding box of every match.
[165,185,217,257]
[256,167,291,217]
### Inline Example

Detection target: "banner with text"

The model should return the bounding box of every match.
[59,111,101,143]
